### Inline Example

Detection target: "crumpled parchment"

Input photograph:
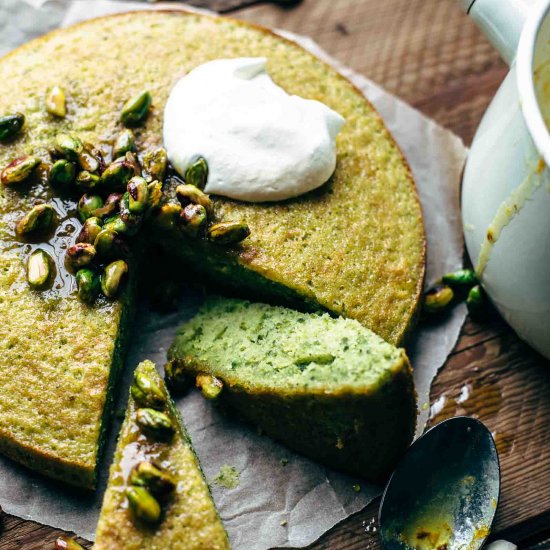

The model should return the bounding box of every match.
[0,2,468,549]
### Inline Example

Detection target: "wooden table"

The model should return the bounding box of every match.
[2,0,550,548]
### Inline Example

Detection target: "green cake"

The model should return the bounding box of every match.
[168,298,417,481]
[0,9,424,487]
[95,360,230,550]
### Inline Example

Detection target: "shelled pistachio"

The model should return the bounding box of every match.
[0,112,25,141]
[129,461,176,498]
[121,90,152,126]
[127,486,161,525]
[154,202,182,231]
[127,176,149,213]
[131,369,166,409]
[147,180,163,210]
[66,243,96,269]
[207,221,250,245]
[101,259,128,298]
[467,285,486,320]
[75,268,100,304]
[75,170,101,191]
[27,249,53,288]
[76,217,102,244]
[442,269,478,288]
[94,228,127,260]
[54,133,83,162]
[423,284,454,315]
[135,408,174,441]
[77,194,103,221]
[54,536,86,550]
[180,204,207,237]
[45,86,66,117]
[91,192,123,219]
[112,128,136,158]
[1,156,41,185]
[15,204,56,236]
[100,156,135,190]
[142,147,167,182]
[48,159,75,188]
[196,374,223,400]
[184,157,208,188]
[175,183,213,214]
[78,147,101,173]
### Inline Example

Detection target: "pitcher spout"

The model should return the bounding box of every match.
[462,0,536,65]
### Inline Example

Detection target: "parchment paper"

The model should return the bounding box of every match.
[0,2,468,548]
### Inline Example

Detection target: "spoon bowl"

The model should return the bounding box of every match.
[379,416,500,550]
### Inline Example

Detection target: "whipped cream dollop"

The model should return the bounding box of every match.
[163,58,345,202]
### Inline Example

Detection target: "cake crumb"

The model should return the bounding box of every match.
[213,465,240,489]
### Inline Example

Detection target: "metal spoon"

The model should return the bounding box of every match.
[379,416,500,550]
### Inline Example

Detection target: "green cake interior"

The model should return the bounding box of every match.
[172,297,407,393]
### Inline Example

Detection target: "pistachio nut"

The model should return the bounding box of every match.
[76,216,102,244]
[0,112,25,141]
[131,370,166,409]
[15,204,56,236]
[180,204,207,237]
[45,86,66,117]
[142,147,167,182]
[103,214,136,236]
[423,284,454,315]
[75,170,101,191]
[129,461,176,498]
[92,192,123,219]
[1,155,41,186]
[94,228,127,260]
[176,183,213,214]
[441,268,478,289]
[100,156,135,190]
[77,148,101,173]
[196,373,223,400]
[101,259,128,298]
[147,180,163,210]
[27,248,52,288]
[126,486,161,526]
[127,176,149,213]
[184,157,208,188]
[164,359,192,394]
[112,128,136,159]
[120,90,152,126]
[77,194,103,222]
[154,202,182,231]
[48,159,76,188]
[54,133,83,162]
[54,536,86,550]
[207,221,250,245]
[467,284,486,321]
[66,242,96,269]
[75,268,100,304]
[119,193,143,232]
[135,407,174,441]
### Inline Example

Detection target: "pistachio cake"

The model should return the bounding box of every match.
[95,360,230,550]
[0,10,424,486]
[168,298,416,481]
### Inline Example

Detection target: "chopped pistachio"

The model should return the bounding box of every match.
[54,536,86,550]
[112,128,136,158]
[142,147,167,182]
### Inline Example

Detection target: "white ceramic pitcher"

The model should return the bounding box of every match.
[462,0,550,359]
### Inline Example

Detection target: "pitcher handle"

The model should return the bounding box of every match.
[461,0,536,66]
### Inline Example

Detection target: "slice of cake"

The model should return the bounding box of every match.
[95,360,230,550]
[168,298,417,482]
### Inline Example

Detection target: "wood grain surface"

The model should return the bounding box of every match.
[2,0,549,549]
